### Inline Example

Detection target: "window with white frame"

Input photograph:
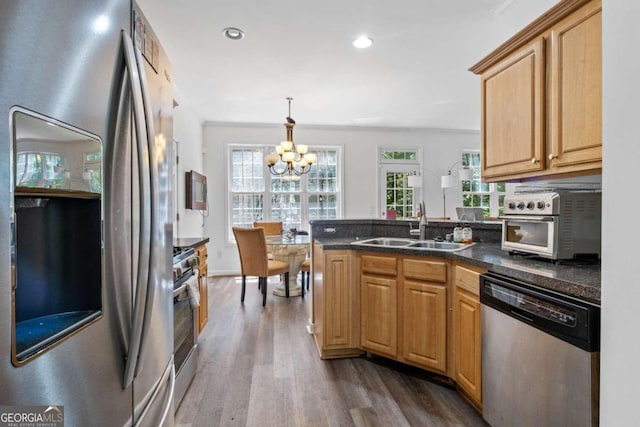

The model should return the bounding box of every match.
[461,150,505,218]
[228,144,342,241]
[378,148,421,219]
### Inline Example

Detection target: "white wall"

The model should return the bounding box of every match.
[202,123,479,275]
[600,0,640,424]
[173,89,206,239]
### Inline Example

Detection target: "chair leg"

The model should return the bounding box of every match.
[261,277,267,306]
[301,271,305,299]
[241,275,246,303]
[301,271,305,292]
[284,272,290,298]
[306,272,310,291]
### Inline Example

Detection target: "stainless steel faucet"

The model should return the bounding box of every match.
[419,201,428,240]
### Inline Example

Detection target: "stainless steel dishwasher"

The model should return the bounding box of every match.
[480,273,600,427]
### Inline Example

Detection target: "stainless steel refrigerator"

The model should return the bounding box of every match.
[0,1,175,426]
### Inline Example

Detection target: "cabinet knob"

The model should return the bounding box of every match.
[548,153,558,160]
[531,158,540,164]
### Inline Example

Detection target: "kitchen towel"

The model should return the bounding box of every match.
[186,272,200,308]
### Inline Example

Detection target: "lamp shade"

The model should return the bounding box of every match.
[459,167,473,181]
[441,174,453,188]
[407,175,422,188]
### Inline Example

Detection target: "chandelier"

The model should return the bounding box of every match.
[265,97,316,177]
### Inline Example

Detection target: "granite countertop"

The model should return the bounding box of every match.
[314,237,601,304]
[174,237,210,249]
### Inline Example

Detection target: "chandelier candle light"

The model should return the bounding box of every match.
[265,97,316,177]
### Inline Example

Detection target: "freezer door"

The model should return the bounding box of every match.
[0,1,133,426]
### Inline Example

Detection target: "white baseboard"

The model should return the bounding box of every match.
[207,269,241,277]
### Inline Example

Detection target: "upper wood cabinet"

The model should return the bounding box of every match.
[481,38,546,179]
[470,0,602,182]
[549,1,602,169]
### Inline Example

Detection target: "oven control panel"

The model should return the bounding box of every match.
[503,193,558,215]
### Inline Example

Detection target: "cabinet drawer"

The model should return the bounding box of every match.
[403,259,447,283]
[454,265,482,296]
[361,254,397,276]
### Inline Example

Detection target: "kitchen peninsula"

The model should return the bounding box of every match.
[308,219,601,410]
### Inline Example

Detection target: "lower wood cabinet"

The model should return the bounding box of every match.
[312,243,361,359]
[453,264,486,409]
[314,247,486,411]
[359,254,448,374]
[401,258,448,373]
[360,273,398,358]
[403,279,447,374]
[195,242,208,334]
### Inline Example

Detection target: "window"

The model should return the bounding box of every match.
[461,150,505,218]
[230,147,265,228]
[228,144,341,240]
[16,152,65,189]
[378,148,421,219]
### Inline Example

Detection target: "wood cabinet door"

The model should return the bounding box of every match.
[323,252,352,348]
[454,287,482,406]
[198,272,208,333]
[550,0,602,169]
[360,274,397,357]
[402,280,447,373]
[481,38,546,180]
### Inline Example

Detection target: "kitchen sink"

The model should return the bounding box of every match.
[406,241,472,251]
[352,237,474,252]
[352,238,415,247]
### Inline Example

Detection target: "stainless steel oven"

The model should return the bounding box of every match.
[501,190,601,260]
[172,247,199,410]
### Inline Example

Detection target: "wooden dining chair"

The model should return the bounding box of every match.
[232,227,290,306]
[253,221,283,236]
[300,258,311,292]
[254,221,283,260]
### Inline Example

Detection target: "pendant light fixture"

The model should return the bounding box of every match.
[265,97,316,177]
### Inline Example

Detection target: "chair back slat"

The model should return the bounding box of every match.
[253,221,282,236]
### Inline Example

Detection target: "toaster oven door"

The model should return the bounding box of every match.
[501,215,558,258]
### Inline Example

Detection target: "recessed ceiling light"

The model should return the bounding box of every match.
[353,36,373,49]
[222,27,245,40]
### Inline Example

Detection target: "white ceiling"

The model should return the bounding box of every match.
[137,0,557,130]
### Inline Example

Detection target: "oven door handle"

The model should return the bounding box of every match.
[499,215,556,222]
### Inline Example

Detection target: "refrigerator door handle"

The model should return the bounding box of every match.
[121,30,152,389]
[134,357,175,427]
[131,34,161,378]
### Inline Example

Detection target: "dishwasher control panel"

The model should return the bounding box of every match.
[480,273,600,352]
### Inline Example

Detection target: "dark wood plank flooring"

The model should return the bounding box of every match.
[176,276,488,427]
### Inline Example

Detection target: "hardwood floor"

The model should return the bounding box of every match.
[176,276,487,427]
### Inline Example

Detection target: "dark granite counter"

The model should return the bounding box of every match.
[314,237,601,304]
[174,237,210,249]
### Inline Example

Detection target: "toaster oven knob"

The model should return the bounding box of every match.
[517,202,525,210]
[508,202,516,210]
[526,201,535,210]
[537,201,546,210]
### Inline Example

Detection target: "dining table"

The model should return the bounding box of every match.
[265,234,310,297]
